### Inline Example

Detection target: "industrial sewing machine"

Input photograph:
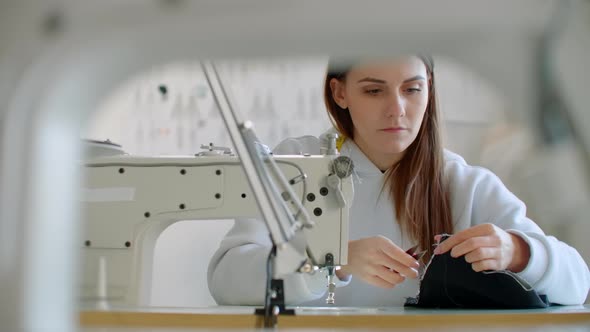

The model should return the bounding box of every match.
[80,138,353,307]
[80,62,354,322]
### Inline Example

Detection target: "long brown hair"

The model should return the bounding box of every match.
[324,56,453,261]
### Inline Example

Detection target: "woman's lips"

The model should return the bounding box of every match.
[381,127,407,133]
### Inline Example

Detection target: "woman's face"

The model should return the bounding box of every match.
[330,57,430,166]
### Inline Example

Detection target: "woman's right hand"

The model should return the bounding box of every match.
[335,235,420,288]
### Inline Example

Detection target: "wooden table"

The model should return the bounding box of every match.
[80,304,590,331]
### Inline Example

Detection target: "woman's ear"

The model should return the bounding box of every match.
[330,78,348,110]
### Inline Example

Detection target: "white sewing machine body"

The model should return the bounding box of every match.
[81,145,352,305]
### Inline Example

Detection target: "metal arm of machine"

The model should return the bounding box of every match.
[200,61,331,282]
[199,61,351,325]
[200,61,301,254]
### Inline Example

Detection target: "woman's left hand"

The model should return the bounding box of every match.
[433,223,531,273]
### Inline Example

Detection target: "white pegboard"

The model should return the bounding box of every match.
[84,57,332,156]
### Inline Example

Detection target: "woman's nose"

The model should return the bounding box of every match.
[386,95,405,118]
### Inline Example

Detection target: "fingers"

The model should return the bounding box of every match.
[377,237,420,271]
[433,232,505,272]
[430,225,511,273]
[348,236,419,288]
[366,265,406,288]
[450,236,500,258]
[434,224,496,255]
[471,259,501,272]
[463,247,498,263]
[466,248,503,271]
[374,256,419,279]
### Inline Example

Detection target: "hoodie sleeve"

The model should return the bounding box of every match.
[207,217,350,305]
[449,159,590,305]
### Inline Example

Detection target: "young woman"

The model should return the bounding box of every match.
[208,56,590,306]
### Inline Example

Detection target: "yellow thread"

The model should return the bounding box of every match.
[336,135,346,151]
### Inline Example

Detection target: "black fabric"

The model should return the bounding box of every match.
[405,235,549,309]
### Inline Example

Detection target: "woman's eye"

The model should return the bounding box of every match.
[365,88,382,95]
[405,88,422,94]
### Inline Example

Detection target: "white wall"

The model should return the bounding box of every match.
[83,56,590,307]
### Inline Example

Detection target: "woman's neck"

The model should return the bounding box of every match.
[352,137,404,172]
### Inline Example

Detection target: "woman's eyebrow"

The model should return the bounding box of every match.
[403,75,426,83]
[357,75,426,84]
[357,77,386,84]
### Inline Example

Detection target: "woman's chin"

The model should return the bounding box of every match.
[379,142,409,155]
